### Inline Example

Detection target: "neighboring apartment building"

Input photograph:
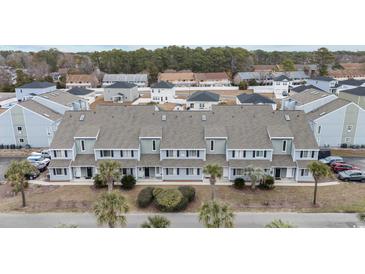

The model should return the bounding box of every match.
[103,82,139,102]
[102,74,148,87]
[32,90,89,114]
[158,71,196,87]
[66,74,99,89]
[272,75,290,95]
[306,76,339,94]
[328,63,365,80]
[236,93,277,110]
[336,79,365,93]
[67,87,98,105]
[282,89,337,113]
[290,85,323,94]
[307,99,365,147]
[48,105,319,183]
[186,91,220,110]
[338,86,365,109]
[0,100,62,147]
[15,81,57,101]
[194,72,231,87]
[234,71,308,85]
[150,81,176,103]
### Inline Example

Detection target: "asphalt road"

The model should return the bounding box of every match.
[344,157,365,170]
[0,212,361,228]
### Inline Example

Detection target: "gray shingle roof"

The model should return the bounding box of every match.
[288,89,331,105]
[338,79,365,87]
[306,99,351,121]
[161,159,204,167]
[103,74,148,83]
[18,100,62,121]
[38,90,82,106]
[187,91,220,102]
[71,154,96,167]
[340,86,365,96]
[106,81,137,89]
[273,75,290,81]
[291,85,323,93]
[271,155,296,167]
[228,160,271,168]
[67,87,94,96]
[310,76,335,82]
[236,93,275,105]
[17,81,56,89]
[151,81,175,89]
[50,105,318,151]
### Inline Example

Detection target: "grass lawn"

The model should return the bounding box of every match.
[1,183,365,213]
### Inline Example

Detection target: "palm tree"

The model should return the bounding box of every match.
[199,200,234,228]
[141,215,171,228]
[5,160,37,207]
[244,166,265,190]
[307,161,332,205]
[98,160,121,192]
[265,219,295,228]
[203,164,223,200]
[93,191,129,228]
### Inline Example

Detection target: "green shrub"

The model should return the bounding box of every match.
[233,177,245,189]
[93,174,107,188]
[154,189,185,212]
[121,175,136,190]
[178,186,196,202]
[259,176,275,190]
[137,187,154,208]
[152,187,164,197]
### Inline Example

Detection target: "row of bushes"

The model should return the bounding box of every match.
[340,144,365,149]
[137,186,196,212]
[233,176,275,190]
[94,174,136,190]
[0,144,31,149]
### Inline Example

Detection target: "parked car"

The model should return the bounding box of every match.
[331,162,360,173]
[31,150,51,159]
[25,169,40,180]
[319,156,343,165]
[27,155,43,163]
[39,158,51,166]
[338,170,365,182]
[32,162,47,172]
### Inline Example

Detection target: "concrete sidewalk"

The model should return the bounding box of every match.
[27,179,340,187]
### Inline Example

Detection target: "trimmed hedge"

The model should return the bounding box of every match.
[258,176,275,190]
[233,177,245,189]
[137,187,155,208]
[121,175,136,190]
[154,189,186,212]
[178,186,196,202]
[93,174,107,188]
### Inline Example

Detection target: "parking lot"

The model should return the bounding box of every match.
[0,157,23,181]
[343,157,365,171]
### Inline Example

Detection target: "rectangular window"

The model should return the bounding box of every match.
[54,150,57,158]
[177,150,180,157]
[17,126,22,131]
[318,126,321,134]
[197,168,200,175]
[186,150,189,157]
[253,151,255,158]
[232,151,235,158]
[120,150,123,157]
[210,140,214,151]
[101,150,112,157]
[55,168,62,175]
[177,168,180,175]
[311,151,315,158]
[81,140,85,151]
[197,150,200,158]
[345,137,351,143]
[243,150,246,158]
[64,168,67,175]
[301,169,309,176]
[347,125,353,132]
[301,151,309,158]
[131,150,134,157]
[64,150,68,158]
[282,140,287,152]
[19,138,24,143]
[152,140,156,151]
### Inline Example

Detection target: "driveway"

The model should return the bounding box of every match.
[0,157,23,181]
[343,157,365,170]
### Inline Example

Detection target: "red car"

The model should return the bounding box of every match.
[331,162,360,173]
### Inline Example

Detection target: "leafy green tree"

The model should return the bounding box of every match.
[281,58,295,71]
[93,191,129,228]
[203,164,223,200]
[5,160,37,207]
[307,161,332,205]
[315,47,335,76]
[98,160,121,192]
[199,200,234,228]
[238,81,248,90]
[244,166,266,190]
[141,215,171,228]
[265,219,295,228]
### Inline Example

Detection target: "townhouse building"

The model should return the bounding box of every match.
[102,74,148,87]
[306,76,339,94]
[158,71,196,87]
[15,81,57,101]
[150,81,176,103]
[66,74,99,89]
[103,81,139,102]
[338,86,365,109]
[48,105,319,183]
[236,93,277,110]
[186,91,220,110]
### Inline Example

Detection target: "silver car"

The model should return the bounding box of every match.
[319,156,343,165]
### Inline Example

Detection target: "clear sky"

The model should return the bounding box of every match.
[1,45,365,52]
